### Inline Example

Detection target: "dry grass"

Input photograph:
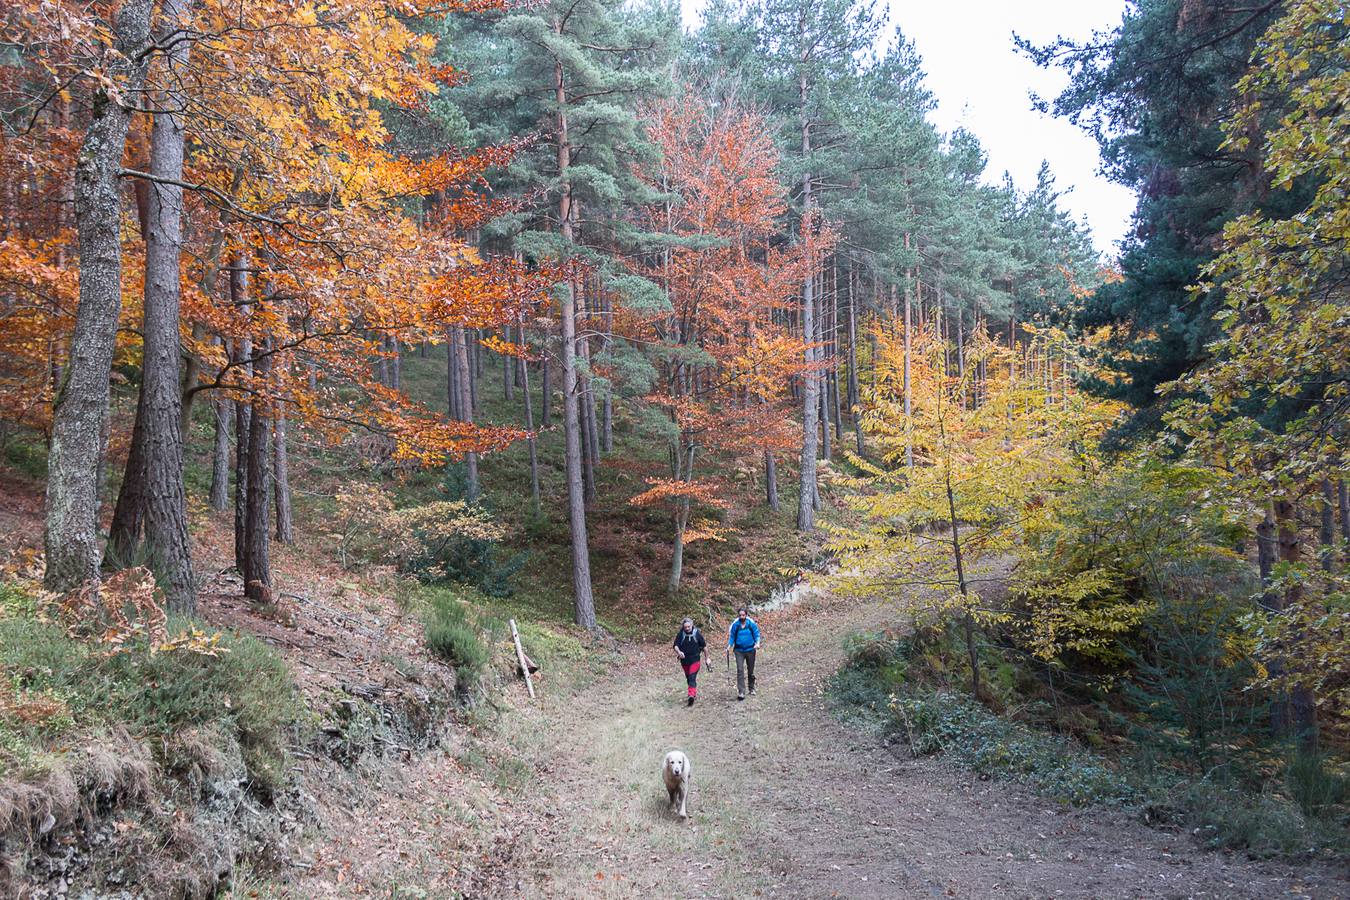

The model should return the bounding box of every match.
[0,731,152,893]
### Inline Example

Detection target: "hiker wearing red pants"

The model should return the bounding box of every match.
[672,617,707,707]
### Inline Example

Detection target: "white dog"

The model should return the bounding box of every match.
[661,750,691,819]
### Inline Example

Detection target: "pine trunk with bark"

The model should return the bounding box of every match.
[830,268,843,442]
[601,292,614,453]
[541,354,551,428]
[123,0,198,612]
[553,29,596,628]
[468,330,479,413]
[519,327,541,511]
[796,73,818,533]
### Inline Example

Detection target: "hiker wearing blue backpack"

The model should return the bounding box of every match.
[727,607,761,700]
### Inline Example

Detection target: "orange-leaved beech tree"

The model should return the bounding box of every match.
[1,0,546,611]
[626,92,830,592]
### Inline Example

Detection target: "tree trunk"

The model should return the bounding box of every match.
[602,292,614,453]
[453,326,479,502]
[1259,498,1286,734]
[243,345,272,604]
[818,267,832,462]
[232,259,252,573]
[956,307,967,408]
[44,0,156,596]
[586,374,602,467]
[502,326,515,401]
[106,408,147,567]
[580,383,597,504]
[273,409,293,544]
[374,334,387,387]
[541,354,552,428]
[830,271,843,442]
[468,330,480,413]
[669,444,696,594]
[1319,479,1335,571]
[1274,498,1318,752]
[129,0,198,612]
[796,72,818,533]
[519,327,541,511]
[764,448,779,512]
[388,335,401,390]
[578,273,602,476]
[902,272,913,470]
[1257,499,1278,600]
[448,333,464,423]
[944,460,979,700]
[848,279,864,457]
[1339,480,1349,544]
[209,373,231,513]
[553,27,595,628]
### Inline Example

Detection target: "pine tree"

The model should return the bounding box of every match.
[742,0,882,531]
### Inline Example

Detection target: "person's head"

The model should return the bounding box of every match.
[682,617,693,632]
[737,606,748,622]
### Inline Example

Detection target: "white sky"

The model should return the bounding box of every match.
[679,0,1137,257]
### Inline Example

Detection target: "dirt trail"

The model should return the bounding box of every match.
[508,596,1346,899]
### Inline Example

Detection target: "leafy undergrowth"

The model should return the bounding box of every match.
[0,579,302,895]
[829,628,1350,862]
[0,582,298,787]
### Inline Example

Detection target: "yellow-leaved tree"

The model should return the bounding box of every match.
[829,318,1117,697]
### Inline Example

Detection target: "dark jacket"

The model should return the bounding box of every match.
[674,627,706,664]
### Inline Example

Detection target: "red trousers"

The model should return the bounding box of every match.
[681,660,701,697]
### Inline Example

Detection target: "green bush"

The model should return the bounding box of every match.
[1286,752,1350,818]
[0,604,298,790]
[423,590,491,685]
[894,691,1137,807]
[1174,779,1350,859]
[1,430,48,478]
[1122,591,1263,772]
[405,467,527,597]
[830,629,1134,806]
[828,627,1348,859]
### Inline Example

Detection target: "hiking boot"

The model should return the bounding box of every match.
[737,694,745,701]
[687,696,695,707]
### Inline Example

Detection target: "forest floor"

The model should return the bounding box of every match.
[472,590,1347,900]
